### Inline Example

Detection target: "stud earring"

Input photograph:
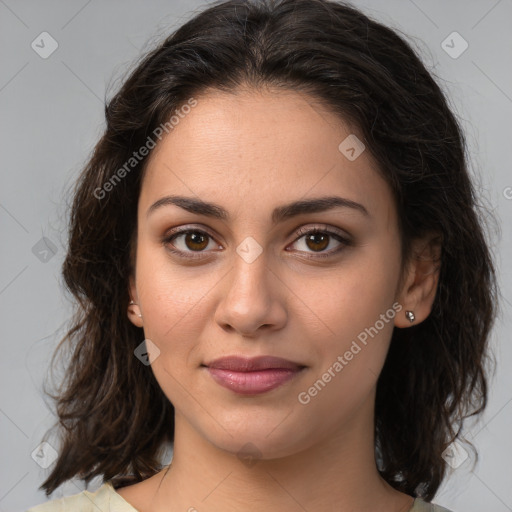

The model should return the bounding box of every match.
[129,300,142,318]
[405,310,415,323]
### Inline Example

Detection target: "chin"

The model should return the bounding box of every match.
[201,416,313,461]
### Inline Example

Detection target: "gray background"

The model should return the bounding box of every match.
[1,1,511,511]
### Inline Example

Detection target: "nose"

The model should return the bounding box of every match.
[214,249,287,337]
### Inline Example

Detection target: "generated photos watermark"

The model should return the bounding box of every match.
[93,97,198,200]
[297,301,403,405]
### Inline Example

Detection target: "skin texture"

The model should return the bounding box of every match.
[122,87,441,512]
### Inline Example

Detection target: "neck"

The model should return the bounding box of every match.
[148,397,414,512]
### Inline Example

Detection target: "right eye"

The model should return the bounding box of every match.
[162,227,222,260]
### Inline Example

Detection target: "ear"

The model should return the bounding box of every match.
[394,231,442,328]
[127,274,144,328]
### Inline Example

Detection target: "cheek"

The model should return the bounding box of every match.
[296,246,401,401]
[134,244,214,365]
[299,298,396,419]
[296,251,400,349]
[136,268,210,408]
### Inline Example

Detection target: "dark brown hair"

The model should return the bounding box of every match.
[39,0,499,502]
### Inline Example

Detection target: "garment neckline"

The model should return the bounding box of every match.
[105,481,424,512]
[105,481,141,511]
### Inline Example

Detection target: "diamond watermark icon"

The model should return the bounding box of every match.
[236,236,263,264]
[31,441,58,468]
[134,338,161,365]
[237,442,262,468]
[32,237,58,263]
[31,32,59,59]
[442,440,469,468]
[441,31,468,59]
[338,134,365,161]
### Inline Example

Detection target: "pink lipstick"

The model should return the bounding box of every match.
[203,355,306,395]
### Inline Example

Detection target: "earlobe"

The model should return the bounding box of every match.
[394,232,442,328]
[127,299,144,327]
[127,275,144,327]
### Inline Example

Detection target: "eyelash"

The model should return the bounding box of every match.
[162,225,352,261]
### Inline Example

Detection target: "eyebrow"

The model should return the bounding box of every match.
[146,195,370,223]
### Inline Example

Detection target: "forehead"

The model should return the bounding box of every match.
[139,87,396,227]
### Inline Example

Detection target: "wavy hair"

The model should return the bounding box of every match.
[39,0,499,501]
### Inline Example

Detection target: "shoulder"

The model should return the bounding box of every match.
[412,497,455,512]
[25,481,139,512]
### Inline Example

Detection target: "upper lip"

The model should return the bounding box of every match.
[203,355,305,371]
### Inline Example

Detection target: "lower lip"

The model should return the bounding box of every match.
[205,367,304,394]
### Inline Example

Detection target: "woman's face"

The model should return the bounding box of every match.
[129,87,409,459]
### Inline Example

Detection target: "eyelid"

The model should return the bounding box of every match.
[292,223,351,242]
[163,224,219,243]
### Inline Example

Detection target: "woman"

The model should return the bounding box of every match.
[27,0,499,510]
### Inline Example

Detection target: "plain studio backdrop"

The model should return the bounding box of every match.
[0,1,511,511]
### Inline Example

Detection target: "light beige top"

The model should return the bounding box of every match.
[26,481,455,511]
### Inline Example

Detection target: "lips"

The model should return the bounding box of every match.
[204,355,305,372]
[202,355,306,395]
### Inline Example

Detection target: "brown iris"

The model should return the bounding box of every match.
[304,232,329,252]
[185,231,209,251]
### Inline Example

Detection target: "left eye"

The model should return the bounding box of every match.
[289,228,349,256]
